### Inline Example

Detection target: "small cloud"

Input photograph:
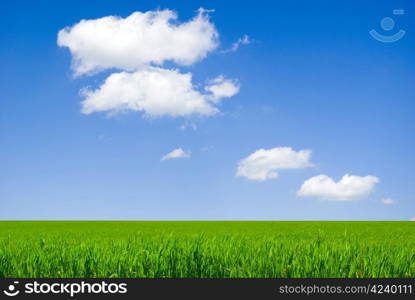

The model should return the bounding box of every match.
[297,174,379,201]
[223,34,251,53]
[179,122,198,131]
[204,75,240,104]
[236,147,313,181]
[410,217,415,221]
[161,148,191,161]
[380,198,395,205]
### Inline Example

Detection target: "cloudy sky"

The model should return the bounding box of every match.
[1,0,414,220]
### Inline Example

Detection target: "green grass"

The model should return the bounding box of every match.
[0,221,414,278]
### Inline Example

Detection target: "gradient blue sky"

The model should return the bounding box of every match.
[1,0,414,220]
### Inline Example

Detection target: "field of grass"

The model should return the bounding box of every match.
[0,221,414,278]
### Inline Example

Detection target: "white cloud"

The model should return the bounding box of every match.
[58,8,218,76]
[411,217,415,221]
[161,148,190,161]
[380,198,395,205]
[80,68,239,117]
[179,122,198,131]
[59,9,240,120]
[297,174,379,201]
[236,147,312,181]
[205,75,240,103]
[224,34,251,53]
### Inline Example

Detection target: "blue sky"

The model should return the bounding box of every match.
[1,0,414,220]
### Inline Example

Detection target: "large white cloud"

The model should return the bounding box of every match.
[80,68,239,117]
[297,174,379,201]
[236,147,312,181]
[58,9,241,118]
[161,148,190,161]
[58,8,218,76]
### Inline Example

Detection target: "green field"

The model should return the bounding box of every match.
[0,221,414,278]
